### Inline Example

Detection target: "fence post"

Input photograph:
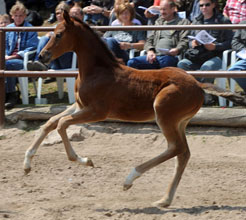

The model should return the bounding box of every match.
[0,30,5,128]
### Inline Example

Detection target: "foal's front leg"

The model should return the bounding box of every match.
[56,106,107,167]
[23,104,77,174]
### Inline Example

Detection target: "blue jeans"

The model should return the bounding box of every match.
[5,59,23,93]
[35,35,49,60]
[36,36,73,69]
[104,37,129,64]
[228,59,246,92]
[127,55,179,70]
[177,56,222,83]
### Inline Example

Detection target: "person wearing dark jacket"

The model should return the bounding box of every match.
[177,0,233,84]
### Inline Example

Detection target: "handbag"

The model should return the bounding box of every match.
[184,45,217,65]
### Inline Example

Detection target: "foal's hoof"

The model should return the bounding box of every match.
[86,158,94,167]
[24,167,31,175]
[152,199,171,208]
[123,183,133,191]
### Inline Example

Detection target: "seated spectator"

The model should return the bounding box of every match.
[83,0,114,25]
[127,0,190,70]
[69,5,84,21]
[0,14,11,27]
[5,1,38,109]
[223,0,246,24]
[109,0,141,26]
[109,0,142,25]
[177,0,233,105]
[228,20,246,92]
[103,3,146,64]
[27,1,73,71]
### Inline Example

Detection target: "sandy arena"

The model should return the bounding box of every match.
[0,121,246,220]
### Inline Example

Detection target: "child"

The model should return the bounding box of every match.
[0,14,11,27]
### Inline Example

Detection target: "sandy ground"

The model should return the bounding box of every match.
[0,121,246,220]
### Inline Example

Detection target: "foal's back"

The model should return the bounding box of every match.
[104,66,204,122]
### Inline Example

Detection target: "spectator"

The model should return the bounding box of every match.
[5,1,38,109]
[228,20,246,92]
[69,5,84,21]
[27,1,73,72]
[223,0,246,24]
[177,0,233,105]
[83,0,114,25]
[127,0,190,70]
[0,14,11,27]
[104,3,146,64]
[110,0,142,25]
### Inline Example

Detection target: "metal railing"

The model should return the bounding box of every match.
[1,24,246,128]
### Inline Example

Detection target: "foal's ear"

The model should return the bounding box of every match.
[63,10,73,25]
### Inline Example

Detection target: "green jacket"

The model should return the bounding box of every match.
[144,14,190,56]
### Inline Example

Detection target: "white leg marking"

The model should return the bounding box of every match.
[123,168,142,190]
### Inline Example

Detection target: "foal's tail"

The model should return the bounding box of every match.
[199,82,246,106]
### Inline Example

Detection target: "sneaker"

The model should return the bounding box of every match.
[33,61,49,71]
[27,60,48,71]
[27,61,36,71]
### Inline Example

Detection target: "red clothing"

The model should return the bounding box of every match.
[223,0,246,24]
[153,0,160,6]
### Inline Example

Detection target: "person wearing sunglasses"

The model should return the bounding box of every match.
[177,0,233,105]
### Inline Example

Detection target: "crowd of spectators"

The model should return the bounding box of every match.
[1,0,246,109]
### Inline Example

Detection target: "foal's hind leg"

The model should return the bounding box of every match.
[123,119,191,208]
[23,104,77,174]
[152,119,191,207]
[123,85,199,207]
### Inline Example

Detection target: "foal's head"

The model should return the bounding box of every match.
[38,10,119,69]
[38,10,78,65]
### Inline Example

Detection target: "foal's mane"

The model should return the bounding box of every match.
[71,17,120,68]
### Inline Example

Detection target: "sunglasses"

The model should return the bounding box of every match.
[199,3,211,7]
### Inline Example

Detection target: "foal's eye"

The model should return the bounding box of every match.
[56,33,62,39]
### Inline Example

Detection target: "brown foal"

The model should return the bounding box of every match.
[23,11,246,207]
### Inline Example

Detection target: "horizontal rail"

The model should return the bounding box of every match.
[0,24,246,32]
[1,23,246,128]
[1,70,246,78]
